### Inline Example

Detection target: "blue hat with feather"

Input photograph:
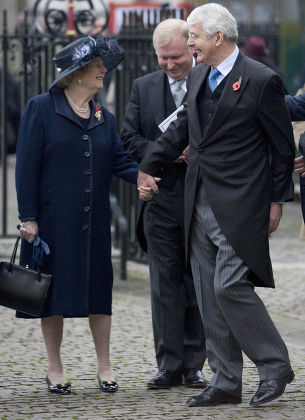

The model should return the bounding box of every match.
[51,35,124,88]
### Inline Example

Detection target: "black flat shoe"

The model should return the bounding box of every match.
[187,386,242,407]
[183,368,208,388]
[46,375,71,395]
[97,373,118,392]
[147,369,182,389]
[250,370,295,406]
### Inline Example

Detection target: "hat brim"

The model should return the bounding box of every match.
[50,49,124,89]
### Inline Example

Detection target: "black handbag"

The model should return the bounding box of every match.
[0,237,52,316]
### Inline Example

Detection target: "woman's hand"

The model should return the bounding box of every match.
[19,221,38,243]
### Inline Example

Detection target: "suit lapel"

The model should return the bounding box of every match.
[191,65,210,136]
[204,53,249,141]
[147,71,167,126]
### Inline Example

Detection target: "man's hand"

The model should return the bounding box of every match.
[19,221,38,243]
[137,170,161,201]
[294,155,305,177]
[174,146,189,163]
[138,185,154,201]
[269,202,282,234]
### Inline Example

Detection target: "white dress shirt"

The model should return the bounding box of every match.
[213,46,239,86]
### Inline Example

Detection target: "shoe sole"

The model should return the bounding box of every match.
[188,397,242,407]
[147,380,182,389]
[100,387,118,393]
[249,371,295,406]
[185,381,208,389]
[48,388,71,395]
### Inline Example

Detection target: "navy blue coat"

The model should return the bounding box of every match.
[285,92,305,222]
[286,92,305,121]
[15,87,138,318]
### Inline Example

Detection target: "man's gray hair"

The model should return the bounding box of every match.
[187,3,238,43]
[153,18,189,49]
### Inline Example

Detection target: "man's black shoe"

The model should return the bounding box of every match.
[184,369,208,388]
[147,369,182,389]
[250,370,295,406]
[187,386,242,407]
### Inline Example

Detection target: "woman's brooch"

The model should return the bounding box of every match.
[95,104,102,121]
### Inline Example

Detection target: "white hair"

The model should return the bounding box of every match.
[187,3,238,43]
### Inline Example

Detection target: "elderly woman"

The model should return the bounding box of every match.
[16,35,147,394]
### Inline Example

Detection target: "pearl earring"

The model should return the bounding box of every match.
[78,79,82,85]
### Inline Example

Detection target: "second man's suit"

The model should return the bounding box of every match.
[121,70,206,373]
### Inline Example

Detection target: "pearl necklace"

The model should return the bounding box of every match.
[64,89,89,113]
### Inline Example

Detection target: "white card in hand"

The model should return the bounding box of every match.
[158,105,184,133]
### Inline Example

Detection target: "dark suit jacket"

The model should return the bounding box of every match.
[140,53,295,288]
[286,92,305,121]
[121,70,187,251]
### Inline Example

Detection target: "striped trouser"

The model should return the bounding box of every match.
[190,184,292,396]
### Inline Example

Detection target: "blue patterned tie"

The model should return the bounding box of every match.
[209,68,221,92]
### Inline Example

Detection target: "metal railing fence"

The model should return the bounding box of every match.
[1,7,281,274]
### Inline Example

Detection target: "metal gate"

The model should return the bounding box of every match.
[0,7,183,278]
[0,6,281,272]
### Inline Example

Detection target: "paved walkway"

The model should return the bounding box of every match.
[0,159,305,418]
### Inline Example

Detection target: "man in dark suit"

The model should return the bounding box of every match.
[137,3,295,407]
[121,19,207,389]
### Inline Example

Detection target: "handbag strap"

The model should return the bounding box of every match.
[10,236,21,265]
[9,236,42,281]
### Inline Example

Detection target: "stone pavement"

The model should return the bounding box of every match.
[0,161,305,418]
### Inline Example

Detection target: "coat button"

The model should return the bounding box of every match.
[82,134,89,141]
[82,224,89,230]
[84,206,90,213]
[85,169,92,175]
[85,188,91,194]
[84,151,91,158]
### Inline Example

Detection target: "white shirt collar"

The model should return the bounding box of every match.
[217,46,239,77]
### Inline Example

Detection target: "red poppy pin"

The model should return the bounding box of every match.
[95,104,102,121]
[232,76,242,92]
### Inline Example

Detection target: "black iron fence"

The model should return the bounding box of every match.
[0,7,183,277]
[0,6,281,275]
[112,8,184,263]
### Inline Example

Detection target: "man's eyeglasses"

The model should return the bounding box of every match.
[188,32,199,40]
